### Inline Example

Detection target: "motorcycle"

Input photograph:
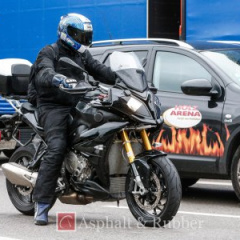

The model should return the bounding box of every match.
[2,51,181,227]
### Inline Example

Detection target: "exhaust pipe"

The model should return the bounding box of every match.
[1,162,38,187]
[59,192,94,205]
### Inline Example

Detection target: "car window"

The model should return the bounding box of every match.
[153,51,212,93]
[104,51,148,68]
[202,50,240,85]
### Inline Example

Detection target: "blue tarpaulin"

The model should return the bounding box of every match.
[186,0,240,40]
[0,0,147,62]
[1,0,240,65]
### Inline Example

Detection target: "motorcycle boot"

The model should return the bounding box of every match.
[34,202,51,225]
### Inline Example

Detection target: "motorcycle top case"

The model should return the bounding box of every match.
[0,59,32,96]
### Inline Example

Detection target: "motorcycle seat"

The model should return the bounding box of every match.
[21,102,44,134]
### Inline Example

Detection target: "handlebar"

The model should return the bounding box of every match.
[59,83,96,95]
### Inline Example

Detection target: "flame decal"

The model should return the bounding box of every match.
[153,124,230,157]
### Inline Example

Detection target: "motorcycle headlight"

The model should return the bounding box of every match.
[127,97,142,112]
[127,97,151,117]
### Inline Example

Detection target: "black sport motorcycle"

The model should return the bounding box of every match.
[2,51,181,227]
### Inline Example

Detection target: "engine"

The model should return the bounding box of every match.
[64,151,92,182]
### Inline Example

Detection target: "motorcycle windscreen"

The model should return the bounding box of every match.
[109,51,148,93]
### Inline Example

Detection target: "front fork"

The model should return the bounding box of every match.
[121,129,152,163]
[121,129,152,194]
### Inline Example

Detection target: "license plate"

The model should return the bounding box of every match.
[0,139,17,150]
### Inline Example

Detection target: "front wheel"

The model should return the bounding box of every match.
[125,156,182,227]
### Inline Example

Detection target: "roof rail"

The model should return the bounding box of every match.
[91,38,193,49]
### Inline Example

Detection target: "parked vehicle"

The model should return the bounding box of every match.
[0,59,33,157]
[88,38,240,200]
[1,52,181,227]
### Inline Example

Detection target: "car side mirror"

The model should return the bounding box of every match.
[149,87,158,94]
[181,79,219,97]
[147,83,158,94]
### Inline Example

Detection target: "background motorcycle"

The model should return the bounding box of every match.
[2,51,181,227]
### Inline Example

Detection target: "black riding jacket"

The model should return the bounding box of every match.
[29,40,116,106]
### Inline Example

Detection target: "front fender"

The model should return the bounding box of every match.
[132,150,167,188]
[135,150,167,162]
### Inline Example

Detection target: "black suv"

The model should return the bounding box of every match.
[89,39,240,200]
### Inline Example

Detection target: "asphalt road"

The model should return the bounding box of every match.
[0,158,240,240]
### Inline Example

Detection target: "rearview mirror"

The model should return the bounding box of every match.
[57,57,89,81]
[58,57,86,72]
[181,79,219,97]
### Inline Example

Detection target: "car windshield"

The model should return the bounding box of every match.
[202,49,240,84]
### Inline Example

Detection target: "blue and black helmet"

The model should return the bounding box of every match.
[58,13,93,52]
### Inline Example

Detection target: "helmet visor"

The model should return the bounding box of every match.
[67,26,92,46]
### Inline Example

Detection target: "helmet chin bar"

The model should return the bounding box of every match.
[60,32,88,53]
[77,45,87,53]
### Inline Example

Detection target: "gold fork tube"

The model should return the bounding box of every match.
[140,129,152,151]
[121,130,135,163]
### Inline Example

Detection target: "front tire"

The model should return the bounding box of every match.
[126,156,182,227]
[6,146,36,216]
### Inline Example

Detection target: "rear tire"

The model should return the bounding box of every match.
[6,146,36,215]
[6,145,57,215]
[126,156,182,227]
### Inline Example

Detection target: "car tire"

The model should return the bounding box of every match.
[231,146,240,201]
[181,178,199,189]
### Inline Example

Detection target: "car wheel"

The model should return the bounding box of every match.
[181,178,199,189]
[231,146,240,201]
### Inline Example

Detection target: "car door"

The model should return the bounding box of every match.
[148,46,226,175]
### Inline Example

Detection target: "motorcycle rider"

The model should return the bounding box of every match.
[30,13,116,225]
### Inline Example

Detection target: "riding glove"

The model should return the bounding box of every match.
[52,74,77,88]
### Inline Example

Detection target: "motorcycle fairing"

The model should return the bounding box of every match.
[73,121,129,149]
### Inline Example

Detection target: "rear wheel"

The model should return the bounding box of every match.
[126,156,182,227]
[6,145,57,215]
[6,146,36,215]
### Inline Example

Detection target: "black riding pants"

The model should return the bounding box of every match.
[33,104,72,203]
